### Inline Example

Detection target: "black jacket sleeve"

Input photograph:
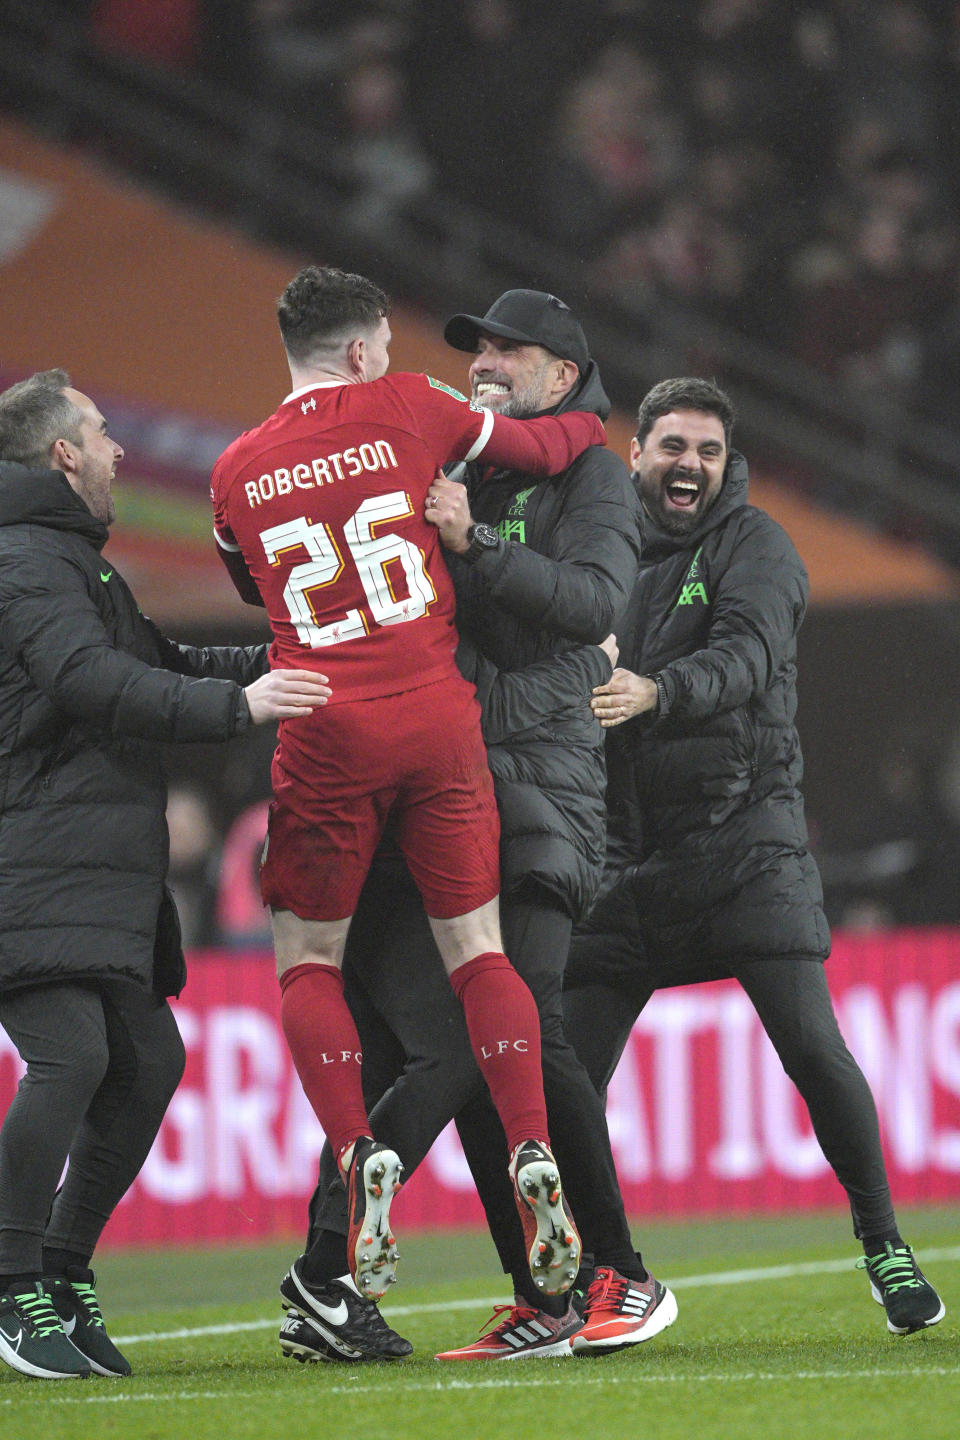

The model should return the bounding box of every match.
[456,634,611,745]
[464,452,641,644]
[0,550,251,742]
[656,516,808,721]
[149,627,270,687]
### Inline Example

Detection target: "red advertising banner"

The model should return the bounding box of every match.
[1,931,957,1248]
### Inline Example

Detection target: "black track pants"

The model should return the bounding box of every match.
[0,979,185,1272]
[562,952,896,1240]
[306,861,634,1275]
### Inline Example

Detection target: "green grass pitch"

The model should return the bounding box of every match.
[1,1207,957,1440]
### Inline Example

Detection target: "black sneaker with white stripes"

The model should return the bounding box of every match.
[280,1258,412,1360]
[435,1298,582,1360]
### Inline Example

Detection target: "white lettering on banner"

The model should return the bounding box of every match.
[140,1008,206,1202]
[428,1122,475,1191]
[0,1029,26,1083]
[760,1040,827,1179]
[283,1076,328,1192]
[137,1006,326,1204]
[710,988,764,1179]
[114,978,960,1211]
[604,1041,652,1181]
[930,984,960,1169]
[840,985,932,1172]
[208,1008,287,1197]
[638,993,709,1180]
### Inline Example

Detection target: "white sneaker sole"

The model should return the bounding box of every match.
[351,1148,403,1301]
[514,1157,581,1297]
[868,1281,947,1335]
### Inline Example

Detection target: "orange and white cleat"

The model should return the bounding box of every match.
[343,1137,403,1300]
[508,1139,581,1297]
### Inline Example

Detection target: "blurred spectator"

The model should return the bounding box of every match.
[91,0,202,69]
[165,783,222,948]
[790,200,941,400]
[539,42,687,247]
[834,2,946,166]
[818,735,960,928]
[336,52,434,230]
[215,799,273,948]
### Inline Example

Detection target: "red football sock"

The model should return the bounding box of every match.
[449,951,549,1153]
[279,962,369,1164]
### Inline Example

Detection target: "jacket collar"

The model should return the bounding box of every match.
[0,463,109,551]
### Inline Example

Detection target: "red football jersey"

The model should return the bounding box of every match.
[212,373,495,703]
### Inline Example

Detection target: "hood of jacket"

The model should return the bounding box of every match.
[0,461,108,550]
[551,357,611,422]
[637,449,749,562]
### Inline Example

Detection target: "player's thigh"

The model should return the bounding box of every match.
[262,701,395,923]
[394,681,501,921]
[271,909,352,976]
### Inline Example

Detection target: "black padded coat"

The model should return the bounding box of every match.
[604,451,831,966]
[449,363,641,920]
[0,463,267,996]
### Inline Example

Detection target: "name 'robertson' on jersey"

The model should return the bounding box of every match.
[244,439,399,508]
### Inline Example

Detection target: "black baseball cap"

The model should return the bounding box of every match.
[444,289,589,373]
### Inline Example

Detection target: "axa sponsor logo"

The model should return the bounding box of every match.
[675,581,708,607]
[674,546,708,608]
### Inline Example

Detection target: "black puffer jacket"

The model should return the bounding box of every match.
[448,363,641,919]
[605,452,830,964]
[0,463,268,995]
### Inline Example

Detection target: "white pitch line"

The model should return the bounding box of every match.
[110,1245,960,1349]
[4,1367,960,1408]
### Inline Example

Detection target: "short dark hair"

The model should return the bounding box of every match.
[277,266,390,364]
[0,368,84,467]
[636,377,735,449]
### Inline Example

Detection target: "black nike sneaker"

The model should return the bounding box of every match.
[857,1243,945,1335]
[280,1258,412,1360]
[46,1268,132,1377]
[0,1282,91,1379]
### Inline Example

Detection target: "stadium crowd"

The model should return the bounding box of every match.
[83,0,960,417]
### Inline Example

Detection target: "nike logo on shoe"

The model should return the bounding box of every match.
[0,1323,22,1350]
[305,1298,348,1326]
[61,1314,77,1336]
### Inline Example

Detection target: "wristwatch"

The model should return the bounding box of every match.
[461,522,501,564]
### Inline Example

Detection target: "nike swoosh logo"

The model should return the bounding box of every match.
[61,1314,77,1336]
[0,1323,22,1350]
[100,570,113,583]
[309,1300,349,1326]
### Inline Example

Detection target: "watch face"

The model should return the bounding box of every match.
[474,524,499,547]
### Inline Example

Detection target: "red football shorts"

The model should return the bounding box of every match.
[260,674,500,921]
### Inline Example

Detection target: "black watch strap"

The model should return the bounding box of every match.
[652,671,670,717]
[462,522,501,564]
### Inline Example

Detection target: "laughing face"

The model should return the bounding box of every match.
[468,332,575,418]
[630,408,727,535]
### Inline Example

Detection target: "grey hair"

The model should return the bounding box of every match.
[0,368,84,467]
